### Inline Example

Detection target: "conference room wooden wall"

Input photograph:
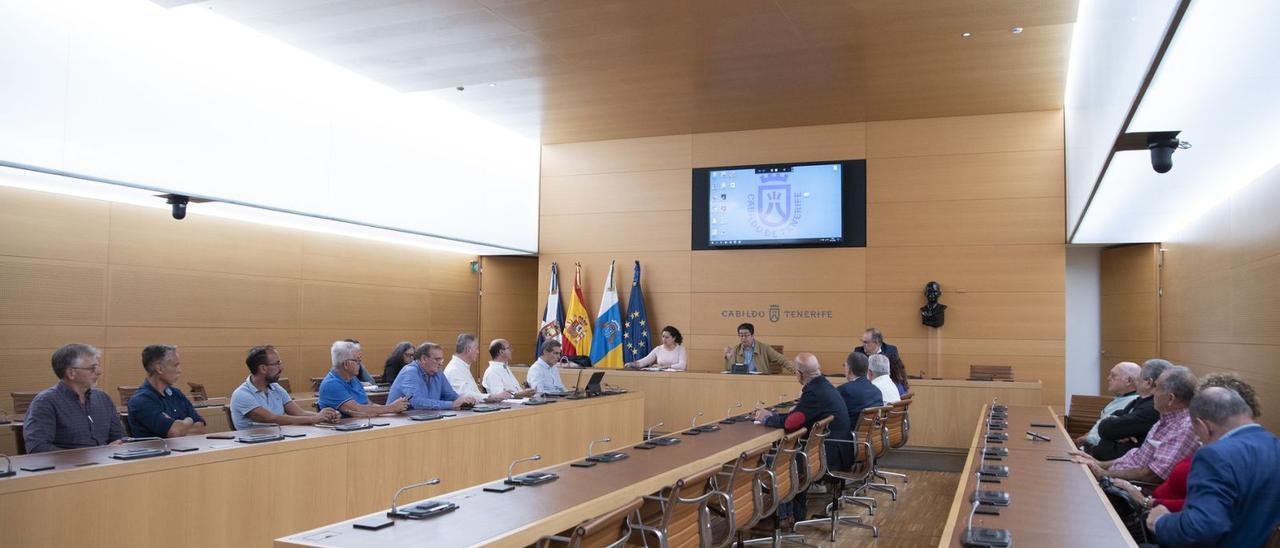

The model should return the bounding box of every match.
[0,185,480,413]
[478,255,539,362]
[539,111,1068,405]
[1160,163,1280,433]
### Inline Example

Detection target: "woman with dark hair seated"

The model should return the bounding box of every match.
[382,341,415,384]
[623,325,687,371]
[889,354,910,395]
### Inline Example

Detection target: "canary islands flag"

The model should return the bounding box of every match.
[623,261,651,363]
[535,262,564,360]
[589,260,624,369]
[563,263,593,358]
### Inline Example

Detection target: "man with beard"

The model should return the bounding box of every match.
[230,344,340,430]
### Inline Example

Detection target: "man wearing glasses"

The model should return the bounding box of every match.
[23,343,126,453]
[230,345,340,430]
[722,322,794,375]
[386,342,476,410]
[527,340,568,395]
[318,340,409,417]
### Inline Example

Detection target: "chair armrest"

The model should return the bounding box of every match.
[536,534,573,548]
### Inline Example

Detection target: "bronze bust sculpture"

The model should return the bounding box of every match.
[921,281,946,328]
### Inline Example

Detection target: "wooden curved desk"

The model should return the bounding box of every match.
[512,366,1042,449]
[275,419,782,548]
[0,393,643,548]
[938,404,1135,547]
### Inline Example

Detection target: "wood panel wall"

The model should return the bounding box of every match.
[1099,244,1161,393]
[1160,164,1280,433]
[0,186,480,412]
[538,111,1068,405]
[479,256,539,362]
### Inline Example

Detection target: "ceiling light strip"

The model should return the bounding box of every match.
[0,158,536,255]
[1067,0,1192,244]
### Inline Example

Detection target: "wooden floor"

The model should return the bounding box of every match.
[789,468,961,547]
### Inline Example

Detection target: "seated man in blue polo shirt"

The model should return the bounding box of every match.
[318,340,409,417]
[230,345,340,430]
[127,345,206,438]
[388,342,477,410]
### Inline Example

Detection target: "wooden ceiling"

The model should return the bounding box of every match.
[165,0,1078,143]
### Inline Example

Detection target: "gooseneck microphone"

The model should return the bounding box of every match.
[390,478,440,515]
[0,453,14,478]
[508,454,541,482]
[690,411,704,429]
[587,437,611,458]
[646,422,664,440]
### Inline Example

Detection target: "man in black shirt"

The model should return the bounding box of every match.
[1089,358,1172,461]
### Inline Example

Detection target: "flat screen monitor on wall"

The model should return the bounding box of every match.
[691,160,866,250]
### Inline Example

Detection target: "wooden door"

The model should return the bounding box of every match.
[1099,244,1161,393]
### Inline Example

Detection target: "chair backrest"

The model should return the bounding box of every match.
[11,391,39,415]
[117,385,139,403]
[1066,394,1113,439]
[119,411,133,437]
[222,406,236,432]
[277,377,292,393]
[542,497,644,548]
[718,444,771,533]
[799,416,833,490]
[887,400,911,448]
[310,377,324,393]
[857,405,892,460]
[658,463,722,548]
[969,364,1013,381]
[769,428,807,507]
[187,382,208,402]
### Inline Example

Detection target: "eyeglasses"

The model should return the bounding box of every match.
[265,361,283,368]
[69,365,102,373]
[344,358,363,365]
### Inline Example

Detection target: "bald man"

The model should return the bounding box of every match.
[1076,361,1142,448]
[752,353,851,526]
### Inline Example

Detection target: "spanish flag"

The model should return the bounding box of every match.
[589,260,624,369]
[563,262,593,358]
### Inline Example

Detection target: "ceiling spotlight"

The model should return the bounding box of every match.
[961,31,972,38]
[1011,27,1023,34]
[455,86,465,91]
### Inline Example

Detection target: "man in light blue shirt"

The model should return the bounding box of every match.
[527,340,568,395]
[387,342,476,410]
[318,340,408,417]
[230,345,339,430]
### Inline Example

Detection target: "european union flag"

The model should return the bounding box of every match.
[623,261,652,363]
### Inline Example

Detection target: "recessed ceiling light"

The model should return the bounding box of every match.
[488,83,497,87]
[1011,27,1024,34]
[961,31,972,38]
[455,86,465,91]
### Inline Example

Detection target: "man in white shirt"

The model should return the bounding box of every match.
[1076,361,1142,448]
[482,339,534,398]
[868,354,901,404]
[527,340,568,395]
[444,333,510,402]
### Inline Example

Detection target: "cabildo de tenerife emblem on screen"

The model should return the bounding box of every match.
[746,171,804,237]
